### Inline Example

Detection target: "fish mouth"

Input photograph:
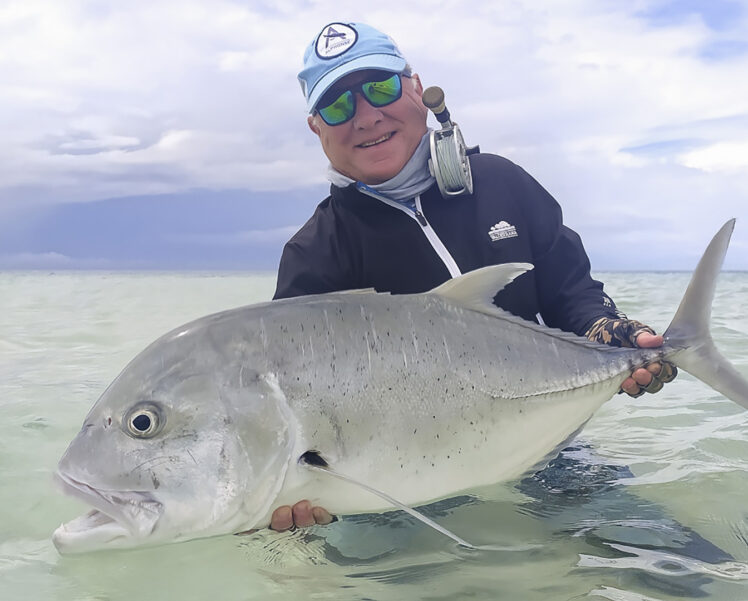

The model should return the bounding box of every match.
[53,471,163,554]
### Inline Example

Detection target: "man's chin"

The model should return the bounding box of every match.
[351,160,408,186]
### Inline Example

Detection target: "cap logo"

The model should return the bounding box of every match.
[315,23,358,59]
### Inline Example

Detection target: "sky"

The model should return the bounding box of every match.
[1,0,747,271]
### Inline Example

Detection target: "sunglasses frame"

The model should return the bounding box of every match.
[315,72,405,126]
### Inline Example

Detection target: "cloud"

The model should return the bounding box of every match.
[635,0,744,31]
[1,0,747,269]
[700,39,748,60]
[678,141,748,172]
[218,51,254,72]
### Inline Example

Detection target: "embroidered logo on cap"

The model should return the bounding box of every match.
[488,221,518,241]
[315,23,358,59]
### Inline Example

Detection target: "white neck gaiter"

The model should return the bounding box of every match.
[327,131,435,201]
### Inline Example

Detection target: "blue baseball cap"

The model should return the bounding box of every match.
[298,22,408,113]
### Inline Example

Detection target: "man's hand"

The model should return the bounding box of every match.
[585,317,677,397]
[270,500,334,532]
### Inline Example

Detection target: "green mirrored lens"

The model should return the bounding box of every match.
[362,74,401,106]
[316,73,403,126]
[318,91,355,125]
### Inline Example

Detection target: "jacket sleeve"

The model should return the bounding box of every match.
[274,239,346,299]
[273,199,357,300]
[510,166,621,335]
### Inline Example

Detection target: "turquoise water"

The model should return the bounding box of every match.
[1,271,747,600]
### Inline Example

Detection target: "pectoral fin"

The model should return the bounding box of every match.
[298,451,477,549]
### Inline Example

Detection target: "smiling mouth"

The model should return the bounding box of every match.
[358,132,394,148]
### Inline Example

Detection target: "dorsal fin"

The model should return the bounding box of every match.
[337,288,378,295]
[429,263,534,310]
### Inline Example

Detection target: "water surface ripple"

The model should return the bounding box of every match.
[1,271,747,600]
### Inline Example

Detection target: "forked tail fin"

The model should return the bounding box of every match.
[664,219,748,409]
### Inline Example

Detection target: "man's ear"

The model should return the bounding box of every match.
[411,73,424,96]
[307,114,321,136]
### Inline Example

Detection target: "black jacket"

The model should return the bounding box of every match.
[274,153,620,336]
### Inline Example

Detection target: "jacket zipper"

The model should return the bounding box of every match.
[356,185,545,326]
[356,184,462,278]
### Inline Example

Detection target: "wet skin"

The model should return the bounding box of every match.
[622,332,665,396]
[270,501,333,532]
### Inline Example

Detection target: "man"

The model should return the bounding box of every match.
[267,22,676,532]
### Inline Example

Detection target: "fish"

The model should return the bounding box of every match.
[52,220,748,554]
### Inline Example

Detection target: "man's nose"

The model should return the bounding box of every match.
[352,93,384,129]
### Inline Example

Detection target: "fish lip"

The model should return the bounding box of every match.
[54,471,163,542]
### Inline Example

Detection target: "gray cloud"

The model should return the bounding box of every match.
[1,0,747,269]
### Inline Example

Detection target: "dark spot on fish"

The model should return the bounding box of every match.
[107,417,112,426]
[299,450,328,468]
[151,473,160,489]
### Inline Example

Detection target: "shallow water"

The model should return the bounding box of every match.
[1,271,747,601]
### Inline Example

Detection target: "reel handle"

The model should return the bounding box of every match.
[422,86,452,125]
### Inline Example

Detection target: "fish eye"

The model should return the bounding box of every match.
[124,403,164,439]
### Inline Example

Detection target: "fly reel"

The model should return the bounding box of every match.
[422,86,479,197]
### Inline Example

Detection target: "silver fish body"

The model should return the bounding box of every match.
[250,286,642,510]
[53,221,748,553]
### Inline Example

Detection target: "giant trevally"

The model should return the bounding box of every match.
[53,220,748,554]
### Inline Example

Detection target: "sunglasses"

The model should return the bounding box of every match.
[315,73,403,126]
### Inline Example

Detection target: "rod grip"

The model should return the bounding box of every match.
[422,86,451,124]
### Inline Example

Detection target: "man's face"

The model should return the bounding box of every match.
[308,70,429,184]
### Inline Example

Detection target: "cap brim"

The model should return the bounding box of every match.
[306,54,407,113]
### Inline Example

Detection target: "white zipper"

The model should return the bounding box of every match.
[356,185,462,278]
[413,195,462,277]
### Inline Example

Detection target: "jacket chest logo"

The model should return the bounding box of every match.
[488,221,518,242]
